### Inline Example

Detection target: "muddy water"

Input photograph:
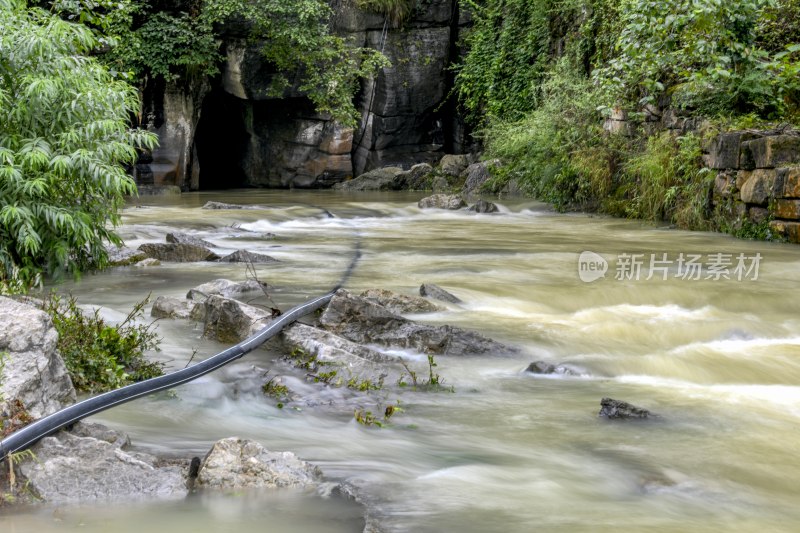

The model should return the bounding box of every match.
[4,190,800,532]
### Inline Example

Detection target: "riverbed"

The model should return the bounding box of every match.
[4,190,800,532]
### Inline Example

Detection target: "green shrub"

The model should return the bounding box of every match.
[44,294,163,393]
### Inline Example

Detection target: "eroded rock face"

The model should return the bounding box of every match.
[0,297,76,419]
[19,422,187,503]
[320,290,514,357]
[196,437,321,490]
[138,243,220,262]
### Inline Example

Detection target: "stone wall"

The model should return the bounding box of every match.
[706,130,800,242]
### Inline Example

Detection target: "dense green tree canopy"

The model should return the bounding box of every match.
[0,0,157,291]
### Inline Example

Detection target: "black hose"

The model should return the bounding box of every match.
[0,245,362,462]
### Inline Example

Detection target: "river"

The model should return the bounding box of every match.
[4,190,800,532]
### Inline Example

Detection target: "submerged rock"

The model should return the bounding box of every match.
[217,249,279,264]
[320,290,514,357]
[134,258,161,267]
[196,437,321,490]
[417,193,466,210]
[524,361,576,376]
[201,201,259,210]
[138,243,220,262]
[19,422,187,503]
[166,232,213,248]
[419,283,462,304]
[0,297,76,419]
[599,398,654,420]
[359,288,440,314]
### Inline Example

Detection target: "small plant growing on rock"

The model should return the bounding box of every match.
[346,375,384,392]
[398,355,454,392]
[44,293,163,393]
[262,374,291,408]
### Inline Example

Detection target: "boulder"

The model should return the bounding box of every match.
[333,167,403,191]
[187,279,268,300]
[462,160,499,194]
[196,437,321,490]
[19,422,187,503]
[0,297,76,419]
[138,243,220,262]
[151,296,204,321]
[418,194,466,210]
[598,398,654,420]
[320,290,515,357]
[741,134,800,169]
[166,232,213,248]
[217,249,279,264]
[394,163,434,190]
[358,289,440,314]
[468,200,499,213]
[439,154,470,177]
[419,283,462,304]
[524,361,576,376]
[203,295,272,343]
[106,246,148,267]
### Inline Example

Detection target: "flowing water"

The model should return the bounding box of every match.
[4,190,800,532]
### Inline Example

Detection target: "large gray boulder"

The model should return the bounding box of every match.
[151,296,205,321]
[320,290,515,357]
[19,422,187,503]
[203,295,273,343]
[439,154,470,177]
[196,437,321,490]
[138,243,220,262]
[394,163,434,190]
[418,194,466,210]
[0,297,76,419]
[333,167,403,191]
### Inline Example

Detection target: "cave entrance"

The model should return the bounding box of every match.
[194,89,249,190]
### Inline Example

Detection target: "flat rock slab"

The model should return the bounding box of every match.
[418,194,467,210]
[106,246,148,267]
[166,232,213,248]
[419,283,462,304]
[201,201,261,210]
[359,288,440,314]
[20,422,187,503]
[188,278,269,300]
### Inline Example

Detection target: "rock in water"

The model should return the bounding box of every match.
[201,201,259,210]
[187,279,268,300]
[151,296,205,321]
[359,288,440,314]
[333,167,403,191]
[461,160,500,194]
[417,194,467,210]
[419,283,463,304]
[138,243,220,262]
[19,422,187,503]
[599,398,654,420]
[106,246,149,266]
[320,290,515,357]
[217,249,279,263]
[468,199,500,213]
[203,295,272,343]
[0,297,76,418]
[524,361,576,376]
[166,232,213,248]
[196,437,321,490]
